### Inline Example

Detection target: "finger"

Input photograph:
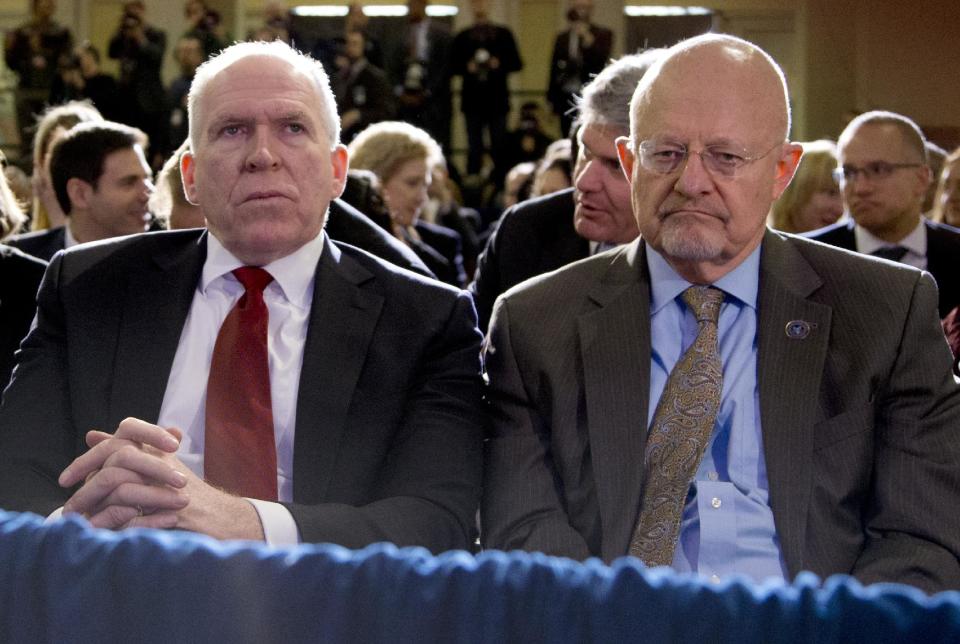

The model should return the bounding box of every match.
[123,511,180,531]
[113,418,181,453]
[63,465,187,517]
[101,446,188,489]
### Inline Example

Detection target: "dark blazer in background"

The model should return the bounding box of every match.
[0,244,46,387]
[411,219,466,288]
[7,226,66,262]
[804,219,960,317]
[470,188,588,331]
[482,230,960,593]
[327,199,433,279]
[333,60,395,142]
[0,229,484,554]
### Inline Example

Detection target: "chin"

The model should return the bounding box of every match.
[658,221,725,262]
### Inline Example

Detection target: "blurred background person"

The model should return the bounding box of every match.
[149,140,203,231]
[109,0,168,167]
[931,147,960,228]
[49,42,119,121]
[183,0,225,58]
[349,121,466,286]
[167,35,205,152]
[382,0,453,153]
[924,141,948,214]
[547,0,612,137]
[530,138,573,198]
[23,100,103,232]
[452,0,522,188]
[4,0,73,159]
[768,139,844,234]
[0,149,46,387]
[333,30,394,142]
[501,161,535,211]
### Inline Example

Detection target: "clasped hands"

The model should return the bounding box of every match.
[58,417,264,540]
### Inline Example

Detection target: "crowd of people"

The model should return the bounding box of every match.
[0,0,959,599]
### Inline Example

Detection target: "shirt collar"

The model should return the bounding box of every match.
[646,242,761,314]
[201,231,324,308]
[854,218,926,257]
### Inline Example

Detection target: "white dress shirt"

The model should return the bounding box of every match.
[156,231,324,545]
[854,218,927,270]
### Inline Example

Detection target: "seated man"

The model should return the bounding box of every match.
[0,40,483,553]
[11,121,153,261]
[482,34,960,592]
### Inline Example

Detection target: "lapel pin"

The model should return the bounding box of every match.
[785,320,812,340]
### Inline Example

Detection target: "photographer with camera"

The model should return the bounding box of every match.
[451,0,522,189]
[547,0,612,138]
[108,0,167,166]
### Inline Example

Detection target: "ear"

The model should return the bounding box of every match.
[329,144,349,199]
[615,136,635,181]
[912,164,932,199]
[180,151,199,205]
[771,143,804,200]
[66,177,92,211]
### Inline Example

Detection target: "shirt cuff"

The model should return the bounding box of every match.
[46,507,64,523]
[246,498,301,546]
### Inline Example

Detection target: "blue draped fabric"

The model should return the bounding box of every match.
[1,510,958,643]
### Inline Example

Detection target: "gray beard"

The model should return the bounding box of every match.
[657,217,725,262]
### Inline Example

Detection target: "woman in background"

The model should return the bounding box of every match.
[349,121,466,287]
[930,147,960,228]
[768,139,844,234]
[0,150,47,385]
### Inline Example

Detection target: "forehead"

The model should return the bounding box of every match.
[197,57,324,123]
[101,145,148,175]
[635,52,781,145]
[839,123,912,161]
[580,122,622,155]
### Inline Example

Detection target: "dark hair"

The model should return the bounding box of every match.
[50,121,147,215]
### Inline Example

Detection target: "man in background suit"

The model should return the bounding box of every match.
[470,51,661,330]
[482,34,960,592]
[9,121,153,261]
[382,0,454,152]
[0,41,483,553]
[805,110,960,317]
[547,0,613,137]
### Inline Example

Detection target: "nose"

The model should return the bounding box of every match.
[245,126,280,171]
[575,158,602,193]
[673,150,713,196]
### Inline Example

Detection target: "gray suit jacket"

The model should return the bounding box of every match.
[482,230,960,592]
[0,229,484,553]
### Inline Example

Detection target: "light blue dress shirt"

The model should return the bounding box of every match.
[646,245,786,584]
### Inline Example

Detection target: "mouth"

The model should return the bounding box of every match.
[242,190,290,204]
[659,207,725,223]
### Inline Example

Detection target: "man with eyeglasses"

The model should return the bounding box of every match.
[805,111,960,318]
[482,34,960,593]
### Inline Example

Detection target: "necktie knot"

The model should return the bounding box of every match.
[682,286,723,324]
[233,266,274,295]
[870,245,908,262]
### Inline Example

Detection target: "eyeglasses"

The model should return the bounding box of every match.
[634,138,782,179]
[833,162,922,184]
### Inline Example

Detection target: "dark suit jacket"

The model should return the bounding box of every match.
[804,219,960,317]
[0,244,46,387]
[334,60,395,142]
[482,231,960,593]
[411,220,466,288]
[0,230,484,553]
[470,188,588,331]
[327,199,432,278]
[547,24,613,117]
[8,226,65,262]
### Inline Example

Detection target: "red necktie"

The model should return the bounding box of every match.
[204,267,278,501]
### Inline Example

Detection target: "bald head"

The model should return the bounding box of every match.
[630,34,791,146]
[617,34,802,284]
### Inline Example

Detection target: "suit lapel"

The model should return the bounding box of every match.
[292,237,383,503]
[756,231,831,576]
[577,242,651,561]
[110,232,206,427]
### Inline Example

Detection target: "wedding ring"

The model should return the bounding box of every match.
[136,505,144,517]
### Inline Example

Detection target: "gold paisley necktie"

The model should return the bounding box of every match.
[629,285,724,566]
